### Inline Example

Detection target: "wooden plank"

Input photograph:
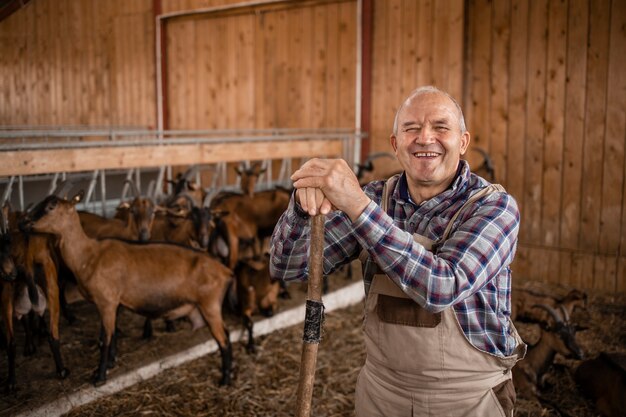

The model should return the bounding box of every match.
[468,0,491,152]
[310,3,328,128]
[617,257,626,292]
[415,0,433,89]
[541,0,568,247]
[400,0,417,96]
[446,0,464,99]
[369,0,388,153]
[559,250,573,288]
[523,0,548,243]
[286,7,306,128]
[253,10,265,129]
[195,17,212,128]
[559,0,588,250]
[0,139,344,176]
[580,0,610,252]
[338,1,356,127]
[489,0,509,185]
[299,6,313,129]
[274,10,289,127]
[592,255,612,291]
[602,0,626,258]
[505,0,528,210]
[324,2,340,128]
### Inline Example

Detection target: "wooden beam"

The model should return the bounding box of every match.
[0,139,343,176]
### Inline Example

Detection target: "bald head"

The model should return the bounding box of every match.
[392,86,467,136]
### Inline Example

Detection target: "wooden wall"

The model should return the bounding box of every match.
[464,0,626,291]
[1,0,624,291]
[0,0,156,127]
[368,0,464,153]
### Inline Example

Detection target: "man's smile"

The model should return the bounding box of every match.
[413,151,441,158]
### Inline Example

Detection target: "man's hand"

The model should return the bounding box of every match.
[291,158,371,221]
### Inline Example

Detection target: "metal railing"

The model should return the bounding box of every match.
[0,128,365,215]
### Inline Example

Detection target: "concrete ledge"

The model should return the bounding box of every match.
[18,281,365,417]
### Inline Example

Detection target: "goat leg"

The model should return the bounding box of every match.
[107,328,118,369]
[217,328,233,386]
[48,336,69,378]
[5,340,16,392]
[93,337,110,386]
[93,308,117,386]
[142,318,154,339]
[243,315,256,354]
[21,313,36,356]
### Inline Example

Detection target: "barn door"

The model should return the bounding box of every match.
[165,1,357,131]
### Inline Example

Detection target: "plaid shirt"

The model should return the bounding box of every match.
[269,160,520,356]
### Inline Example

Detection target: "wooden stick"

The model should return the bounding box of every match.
[295,214,325,417]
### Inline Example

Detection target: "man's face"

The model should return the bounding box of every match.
[390,92,470,194]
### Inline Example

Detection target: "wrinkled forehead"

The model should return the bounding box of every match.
[400,92,460,125]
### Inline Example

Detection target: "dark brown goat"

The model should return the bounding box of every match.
[512,304,584,403]
[211,187,290,251]
[575,352,626,417]
[21,192,234,386]
[1,204,69,391]
[234,255,280,353]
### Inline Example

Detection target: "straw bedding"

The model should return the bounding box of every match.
[0,276,623,417]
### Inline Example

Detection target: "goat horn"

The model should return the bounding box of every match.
[558,304,571,323]
[182,165,199,180]
[147,180,156,198]
[532,303,563,324]
[124,179,141,198]
[203,188,218,208]
[51,179,74,198]
[0,204,7,235]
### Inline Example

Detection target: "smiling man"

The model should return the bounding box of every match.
[270,86,526,417]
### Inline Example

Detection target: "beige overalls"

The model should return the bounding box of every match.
[355,182,527,417]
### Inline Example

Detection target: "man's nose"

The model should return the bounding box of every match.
[415,126,436,144]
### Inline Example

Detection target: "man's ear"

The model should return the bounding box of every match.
[390,134,398,153]
[459,131,470,156]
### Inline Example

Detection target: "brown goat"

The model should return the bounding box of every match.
[234,255,280,353]
[21,192,234,386]
[235,162,266,198]
[575,352,626,417]
[512,304,584,403]
[112,180,157,242]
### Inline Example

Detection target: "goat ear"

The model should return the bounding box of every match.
[71,191,84,205]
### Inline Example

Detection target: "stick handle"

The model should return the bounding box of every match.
[295,214,325,417]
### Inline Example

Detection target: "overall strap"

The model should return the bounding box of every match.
[440,183,505,241]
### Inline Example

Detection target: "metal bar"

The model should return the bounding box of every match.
[100,170,107,217]
[0,132,361,151]
[1,176,16,205]
[0,127,357,139]
[84,170,100,209]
